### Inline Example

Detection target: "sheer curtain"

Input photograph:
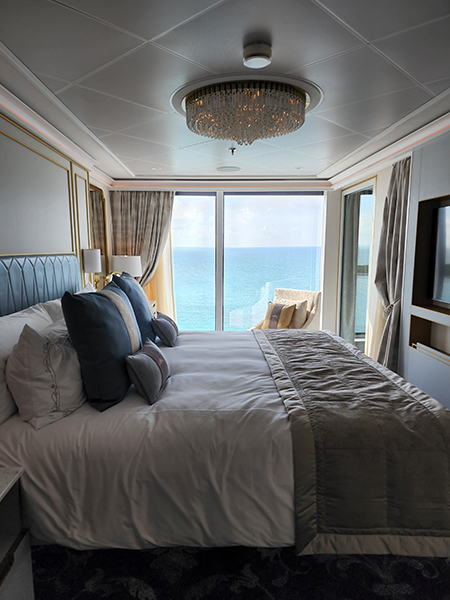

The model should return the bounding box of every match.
[374,157,411,372]
[110,190,174,288]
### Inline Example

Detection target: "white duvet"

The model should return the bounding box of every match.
[0,331,295,549]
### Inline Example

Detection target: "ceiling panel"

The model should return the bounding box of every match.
[102,133,175,159]
[79,44,213,113]
[190,139,284,160]
[290,134,369,161]
[236,148,333,172]
[375,18,450,84]
[58,86,164,132]
[315,87,433,133]
[0,0,142,82]
[317,0,450,41]
[425,78,450,96]
[156,0,363,74]
[59,0,227,42]
[137,147,220,170]
[118,113,208,148]
[36,73,71,94]
[293,46,418,111]
[258,114,361,150]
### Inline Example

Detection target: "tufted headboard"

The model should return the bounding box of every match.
[0,253,81,316]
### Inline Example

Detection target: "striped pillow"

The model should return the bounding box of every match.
[261,302,296,329]
[62,283,142,411]
[126,338,170,404]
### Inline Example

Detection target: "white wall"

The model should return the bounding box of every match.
[321,189,341,332]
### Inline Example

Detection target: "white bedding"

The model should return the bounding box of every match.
[0,331,295,549]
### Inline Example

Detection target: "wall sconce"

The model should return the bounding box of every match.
[111,255,142,278]
[82,248,102,289]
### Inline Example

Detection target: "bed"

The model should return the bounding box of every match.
[0,253,449,556]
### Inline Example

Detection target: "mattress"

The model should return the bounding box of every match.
[0,331,295,549]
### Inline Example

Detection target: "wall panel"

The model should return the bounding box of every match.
[0,114,91,272]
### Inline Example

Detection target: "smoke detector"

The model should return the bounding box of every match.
[243,42,272,69]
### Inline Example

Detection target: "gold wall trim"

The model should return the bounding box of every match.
[0,128,70,172]
[0,251,76,257]
[0,112,86,171]
[411,342,450,367]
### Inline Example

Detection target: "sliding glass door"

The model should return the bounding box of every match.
[339,187,374,349]
[172,192,324,331]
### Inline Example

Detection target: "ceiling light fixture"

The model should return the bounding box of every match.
[185,80,306,146]
[172,74,322,147]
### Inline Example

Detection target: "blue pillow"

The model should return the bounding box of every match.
[153,312,179,347]
[61,283,141,411]
[113,273,156,343]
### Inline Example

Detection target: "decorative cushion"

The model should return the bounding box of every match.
[113,273,156,343]
[5,320,86,429]
[261,302,296,329]
[0,304,53,425]
[126,338,170,405]
[153,312,179,347]
[61,283,141,411]
[276,297,308,329]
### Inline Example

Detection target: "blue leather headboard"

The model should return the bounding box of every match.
[0,254,82,316]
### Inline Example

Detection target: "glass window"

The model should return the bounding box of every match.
[172,192,324,331]
[171,194,216,330]
[223,193,323,331]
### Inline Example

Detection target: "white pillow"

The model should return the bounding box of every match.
[38,283,95,323]
[0,304,53,424]
[78,282,96,294]
[39,298,64,322]
[5,320,86,430]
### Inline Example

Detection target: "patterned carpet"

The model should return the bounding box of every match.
[31,545,450,600]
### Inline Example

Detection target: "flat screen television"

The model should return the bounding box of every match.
[431,203,450,309]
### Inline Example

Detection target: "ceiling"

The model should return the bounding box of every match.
[1,0,450,182]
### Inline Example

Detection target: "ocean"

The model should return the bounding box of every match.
[172,246,370,333]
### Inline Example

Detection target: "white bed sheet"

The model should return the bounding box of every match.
[0,331,295,549]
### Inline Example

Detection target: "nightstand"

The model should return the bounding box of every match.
[0,468,34,599]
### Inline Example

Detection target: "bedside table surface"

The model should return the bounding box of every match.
[0,468,24,503]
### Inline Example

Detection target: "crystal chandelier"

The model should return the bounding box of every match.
[185,81,307,146]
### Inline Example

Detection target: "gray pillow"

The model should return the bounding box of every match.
[126,338,170,404]
[152,313,178,347]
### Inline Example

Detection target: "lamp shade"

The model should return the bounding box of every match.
[111,255,142,277]
[82,248,101,273]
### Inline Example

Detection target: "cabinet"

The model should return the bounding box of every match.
[400,141,450,407]
[0,468,34,600]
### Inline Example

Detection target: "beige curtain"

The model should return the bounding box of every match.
[89,189,107,255]
[110,190,174,288]
[144,232,176,319]
[374,157,411,372]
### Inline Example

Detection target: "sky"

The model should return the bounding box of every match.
[171,194,324,248]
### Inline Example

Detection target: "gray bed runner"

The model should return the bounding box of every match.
[254,329,450,556]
